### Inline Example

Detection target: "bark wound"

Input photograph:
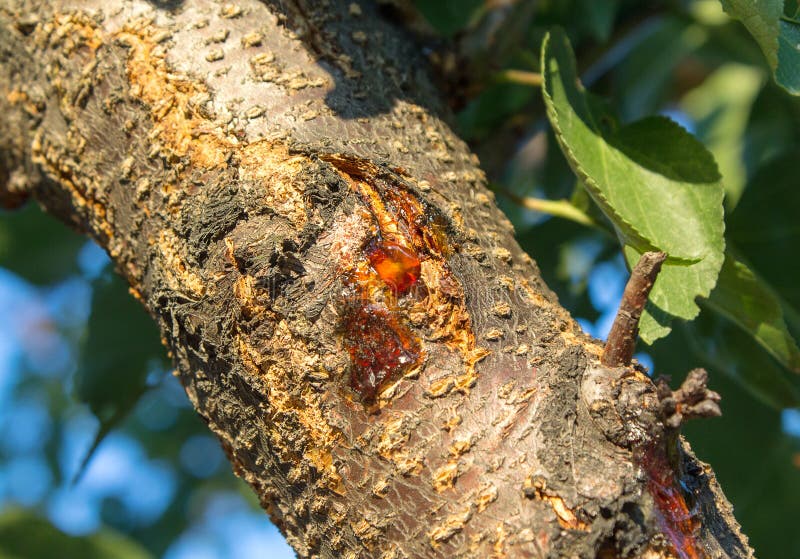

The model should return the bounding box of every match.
[343,238,422,401]
[366,238,421,294]
[523,475,589,531]
[584,361,714,557]
[325,154,488,404]
[639,443,702,559]
[118,22,229,170]
[342,299,421,401]
[641,370,722,558]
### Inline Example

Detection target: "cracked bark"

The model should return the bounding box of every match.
[0,1,753,558]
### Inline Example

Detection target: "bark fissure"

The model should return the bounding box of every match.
[0,1,752,558]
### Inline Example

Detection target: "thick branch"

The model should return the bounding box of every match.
[0,2,751,558]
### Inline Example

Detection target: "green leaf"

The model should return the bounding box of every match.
[73,272,166,476]
[611,17,706,121]
[719,0,783,66]
[728,150,800,310]
[0,508,153,559]
[742,83,800,174]
[578,0,619,42]
[686,314,800,409]
[681,64,764,209]
[705,251,800,372]
[541,28,726,343]
[0,204,85,284]
[413,0,484,36]
[719,0,800,94]
[458,81,537,141]
[776,18,800,92]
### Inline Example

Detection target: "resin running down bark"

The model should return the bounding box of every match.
[0,1,752,557]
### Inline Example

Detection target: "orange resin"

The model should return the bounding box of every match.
[367,239,421,294]
[640,445,702,559]
[343,302,421,401]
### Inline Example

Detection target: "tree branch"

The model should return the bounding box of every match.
[602,251,667,368]
[0,1,752,558]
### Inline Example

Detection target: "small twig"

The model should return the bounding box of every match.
[516,196,595,227]
[656,369,722,430]
[491,184,596,228]
[601,251,667,368]
[494,69,543,87]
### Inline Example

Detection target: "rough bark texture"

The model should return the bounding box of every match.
[0,1,753,558]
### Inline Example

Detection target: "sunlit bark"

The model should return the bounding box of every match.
[0,1,752,557]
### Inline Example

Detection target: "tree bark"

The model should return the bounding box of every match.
[0,1,752,558]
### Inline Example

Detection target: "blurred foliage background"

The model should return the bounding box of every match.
[1,0,799,557]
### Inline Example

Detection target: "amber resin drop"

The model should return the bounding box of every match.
[343,303,421,401]
[367,239,421,294]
